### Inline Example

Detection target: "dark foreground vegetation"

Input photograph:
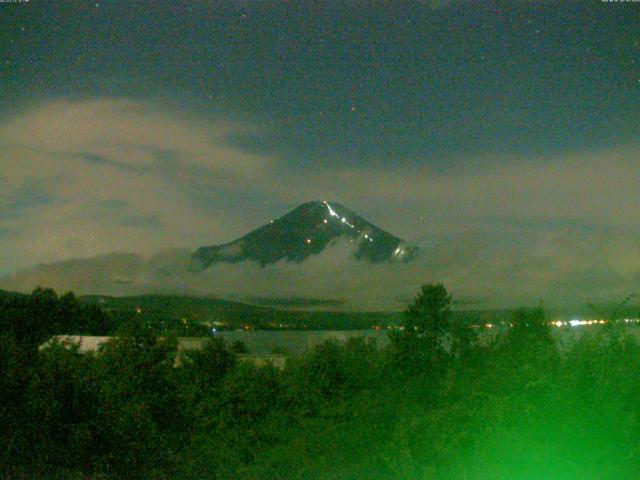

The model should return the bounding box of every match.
[1,286,640,479]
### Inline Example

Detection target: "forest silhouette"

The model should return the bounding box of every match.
[1,285,639,479]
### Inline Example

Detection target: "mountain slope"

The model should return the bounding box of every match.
[192,201,418,269]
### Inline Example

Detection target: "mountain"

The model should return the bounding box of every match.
[78,293,402,330]
[192,201,418,269]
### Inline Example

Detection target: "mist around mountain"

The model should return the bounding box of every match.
[192,201,418,269]
[3,222,640,311]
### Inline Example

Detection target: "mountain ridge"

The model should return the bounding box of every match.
[191,200,418,269]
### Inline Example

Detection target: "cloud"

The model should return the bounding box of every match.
[2,98,640,309]
[0,98,272,273]
[262,145,640,241]
[1,99,265,174]
[3,227,640,311]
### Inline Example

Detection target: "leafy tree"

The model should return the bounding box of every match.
[403,283,452,338]
[91,325,184,478]
[0,287,60,347]
[4,285,640,479]
[22,343,98,475]
[296,337,380,400]
[178,337,237,397]
[0,288,114,348]
[389,283,453,376]
[0,334,35,472]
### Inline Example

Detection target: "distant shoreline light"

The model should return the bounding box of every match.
[472,318,640,329]
[549,318,640,328]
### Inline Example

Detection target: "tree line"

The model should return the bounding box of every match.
[1,285,639,478]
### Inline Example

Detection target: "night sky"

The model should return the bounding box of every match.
[1,1,639,307]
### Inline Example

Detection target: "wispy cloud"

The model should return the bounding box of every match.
[0,98,272,272]
[3,228,640,311]
[2,98,640,308]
